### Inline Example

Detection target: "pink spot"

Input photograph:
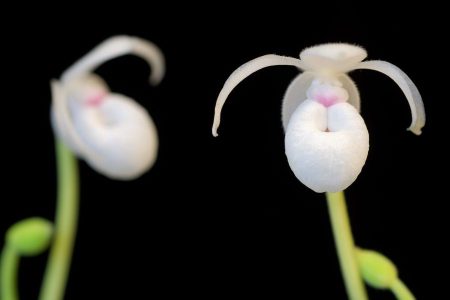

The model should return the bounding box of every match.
[315,94,340,107]
[86,92,107,107]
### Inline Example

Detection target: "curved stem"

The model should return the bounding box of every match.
[326,191,368,300]
[39,140,79,300]
[0,246,19,300]
[391,279,415,300]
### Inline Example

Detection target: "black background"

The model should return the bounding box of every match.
[1,3,448,299]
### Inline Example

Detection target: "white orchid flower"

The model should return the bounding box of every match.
[51,36,165,180]
[213,43,425,193]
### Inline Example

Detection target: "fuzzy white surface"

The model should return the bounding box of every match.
[285,100,369,192]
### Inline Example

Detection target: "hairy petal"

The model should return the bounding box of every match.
[212,55,306,136]
[61,35,165,85]
[356,60,425,135]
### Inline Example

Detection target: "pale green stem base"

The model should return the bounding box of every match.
[0,246,19,300]
[391,279,416,300]
[326,191,368,300]
[39,140,79,300]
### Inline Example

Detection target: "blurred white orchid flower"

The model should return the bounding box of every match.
[51,36,165,180]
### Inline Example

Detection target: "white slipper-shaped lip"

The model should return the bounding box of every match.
[285,100,369,193]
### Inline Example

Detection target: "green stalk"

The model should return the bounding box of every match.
[0,246,19,300]
[39,140,79,300]
[391,279,415,300]
[326,191,368,300]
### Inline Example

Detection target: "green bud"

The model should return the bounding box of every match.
[356,248,398,289]
[6,217,53,256]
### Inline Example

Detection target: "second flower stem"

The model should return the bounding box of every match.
[326,191,368,300]
[39,140,79,300]
[0,246,19,300]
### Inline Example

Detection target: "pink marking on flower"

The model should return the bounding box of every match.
[315,94,340,107]
[307,81,349,108]
[86,92,107,107]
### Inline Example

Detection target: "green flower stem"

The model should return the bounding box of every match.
[0,246,19,300]
[391,279,415,300]
[326,191,368,300]
[39,140,79,300]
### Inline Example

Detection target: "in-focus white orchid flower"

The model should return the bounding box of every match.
[212,43,425,193]
[51,36,165,180]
